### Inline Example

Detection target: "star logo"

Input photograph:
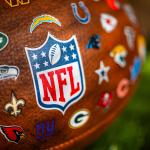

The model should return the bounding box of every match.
[34,63,40,69]
[95,61,110,84]
[41,51,46,58]
[64,55,69,61]
[43,61,48,67]
[69,44,75,51]
[72,53,77,59]
[32,53,37,60]
[62,46,67,52]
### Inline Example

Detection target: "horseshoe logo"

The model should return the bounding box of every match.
[71,1,91,24]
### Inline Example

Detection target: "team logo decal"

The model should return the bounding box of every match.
[0,125,24,144]
[97,92,113,109]
[137,35,146,61]
[0,65,19,80]
[5,92,25,117]
[130,57,142,82]
[71,1,91,24]
[117,78,130,98]
[123,4,138,26]
[36,119,55,140]
[25,33,86,114]
[5,0,30,7]
[69,109,90,129]
[30,14,61,33]
[86,34,101,50]
[0,32,9,51]
[100,13,118,33]
[124,26,136,50]
[95,61,110,84]
[110,45,128,68]
[106,0,122,10]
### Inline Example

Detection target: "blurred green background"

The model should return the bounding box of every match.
[87,1,150,149]
[88,43,150,150]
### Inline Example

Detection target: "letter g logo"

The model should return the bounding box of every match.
[69,109,90,129]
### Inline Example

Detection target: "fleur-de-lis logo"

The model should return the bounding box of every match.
[5,92,25,117]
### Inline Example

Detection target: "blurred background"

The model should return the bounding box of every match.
[88,0,150,149]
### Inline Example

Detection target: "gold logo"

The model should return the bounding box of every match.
[5,0,30,7]
[5,92,25,117]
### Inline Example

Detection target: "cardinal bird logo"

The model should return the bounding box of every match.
[0,125,24,144]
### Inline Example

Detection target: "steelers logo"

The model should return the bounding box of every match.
[69,109,90,129]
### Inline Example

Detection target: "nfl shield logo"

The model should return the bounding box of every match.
[25,33,86,114]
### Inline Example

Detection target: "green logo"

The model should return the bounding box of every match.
[0,32,9,51]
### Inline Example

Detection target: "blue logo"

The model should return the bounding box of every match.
[86,35,101,49]
[131,57,142,81]
[71,1,91,24]
[36,119,55,140]
[25,33,86,114]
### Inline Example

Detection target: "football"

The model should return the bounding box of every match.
[0,0,146,149]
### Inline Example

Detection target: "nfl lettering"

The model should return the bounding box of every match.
[25,33,86,114]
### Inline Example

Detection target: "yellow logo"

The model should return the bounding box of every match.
[5,0,30,7]
[137,35,146,61]
[5,92,25,117]
[110,45,128,68]
[30,14,61,33]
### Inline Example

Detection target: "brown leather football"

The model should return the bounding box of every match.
[0,0,146,149]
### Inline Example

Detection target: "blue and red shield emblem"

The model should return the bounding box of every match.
[25,33,86,114]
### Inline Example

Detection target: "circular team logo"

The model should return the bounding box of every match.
[0,32,9,51]
[69,109,90,129]
[116,78,130,98]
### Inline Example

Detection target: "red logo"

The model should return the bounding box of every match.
[0,125,24,144]
[106,0,123,10]
[97,92,113,108]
